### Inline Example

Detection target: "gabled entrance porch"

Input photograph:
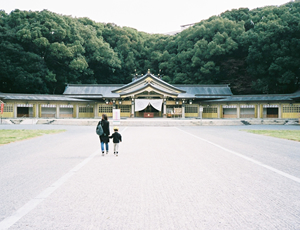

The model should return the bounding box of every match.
[134,99,163,117]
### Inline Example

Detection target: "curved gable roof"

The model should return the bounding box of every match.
[119,83,178,97]
[112,73,186,94]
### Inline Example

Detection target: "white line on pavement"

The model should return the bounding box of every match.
[175,127,300,184]
[0,150,99,230]
[121,127,128,133]
[0,126,129,230]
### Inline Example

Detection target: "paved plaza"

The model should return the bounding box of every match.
[0,124,300,229]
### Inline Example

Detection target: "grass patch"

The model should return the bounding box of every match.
[0,129,66,145]
[241,130,300,142]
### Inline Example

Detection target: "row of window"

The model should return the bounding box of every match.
[99,105,112,113]
[98,105,131,113]
[203,107,218,113]
[283,106,300,113]
[119,105,131,113]
[3,104,300,114]
[79,107,93,113]
[185,106,198,113]
[3,104,13,112]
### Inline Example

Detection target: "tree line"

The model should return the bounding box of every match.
[1,1,300,95]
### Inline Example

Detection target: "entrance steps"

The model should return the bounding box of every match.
[10,119,22,124]
[119,119,245,126]
[0,119,12,125]
[20,119,38,125]
[2,118,298,126]
[284,119,299,125]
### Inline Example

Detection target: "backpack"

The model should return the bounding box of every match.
[96,122,104,136]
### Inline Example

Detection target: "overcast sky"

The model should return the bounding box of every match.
[1,0,292,34]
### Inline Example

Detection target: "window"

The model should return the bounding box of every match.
[119,105,130,113]
[4,104,13,112]
[283,106,300,113]
[166,105,181,109]
[185,105,198,113]
[203,107,217,113]
[17,104,33,107]
[79,106,93,113]
[99,105,112,113]
[166,105,182,113]
[240,105,255,108]
[263,104,278,108]
[222,105,237,108]
[41,104,56,107]
[60,105,73,108]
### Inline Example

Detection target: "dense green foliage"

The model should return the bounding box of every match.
[1,1,300,94]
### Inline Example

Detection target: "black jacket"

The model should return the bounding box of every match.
[98,119,110,143]
[109,132,122,143]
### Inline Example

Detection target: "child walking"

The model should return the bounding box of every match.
[109,127,122,156]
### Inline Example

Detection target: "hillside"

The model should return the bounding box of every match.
[0,1,300,94]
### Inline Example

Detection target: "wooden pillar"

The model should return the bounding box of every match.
[163,99,167,118]
[39,104,42,118]
[32,104,36,118]
[13,103,17,118]
[56,105,60,118]
[94,103,98,118]
[35,104,39,118]
[217,105,221,118]
[76,105,79,118]
[220,105,223,118]
[131,98,135,117]
[278,104,282,119]
[257,104,264,118]
[254,104,257,118]
[237,104,240,119]
[199,106,203,119]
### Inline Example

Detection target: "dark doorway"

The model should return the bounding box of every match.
[266,108,278,118]
[138,105,161,118]
[17,107,29,117]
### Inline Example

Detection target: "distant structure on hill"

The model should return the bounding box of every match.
[165,23,196,35]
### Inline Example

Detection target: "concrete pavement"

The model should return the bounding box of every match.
[0,125,300,229]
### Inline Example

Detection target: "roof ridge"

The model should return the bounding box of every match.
[67,84,124,86]
[111,73,185,93]
[174,84,230,87]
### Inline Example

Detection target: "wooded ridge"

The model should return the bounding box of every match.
[1,1,300,95]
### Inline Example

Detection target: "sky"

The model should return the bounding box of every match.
[1,0,292,34]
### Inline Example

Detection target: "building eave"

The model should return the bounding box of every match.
[112,73,186,94]
[119,83,178,97]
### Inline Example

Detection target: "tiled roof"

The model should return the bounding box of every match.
[63,85,122,98]
[204,94,293,102]
[0,93,91,102]
[176,85,232,98]
[112,73,185,93]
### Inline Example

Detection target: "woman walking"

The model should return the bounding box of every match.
[97,114,110,156]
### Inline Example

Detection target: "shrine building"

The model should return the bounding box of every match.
[1,71,300,119]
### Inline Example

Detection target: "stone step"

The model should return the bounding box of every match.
[20,119,38,125]
[2,118,299,126]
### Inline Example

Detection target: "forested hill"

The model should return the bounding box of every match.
[1,1,300,95]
